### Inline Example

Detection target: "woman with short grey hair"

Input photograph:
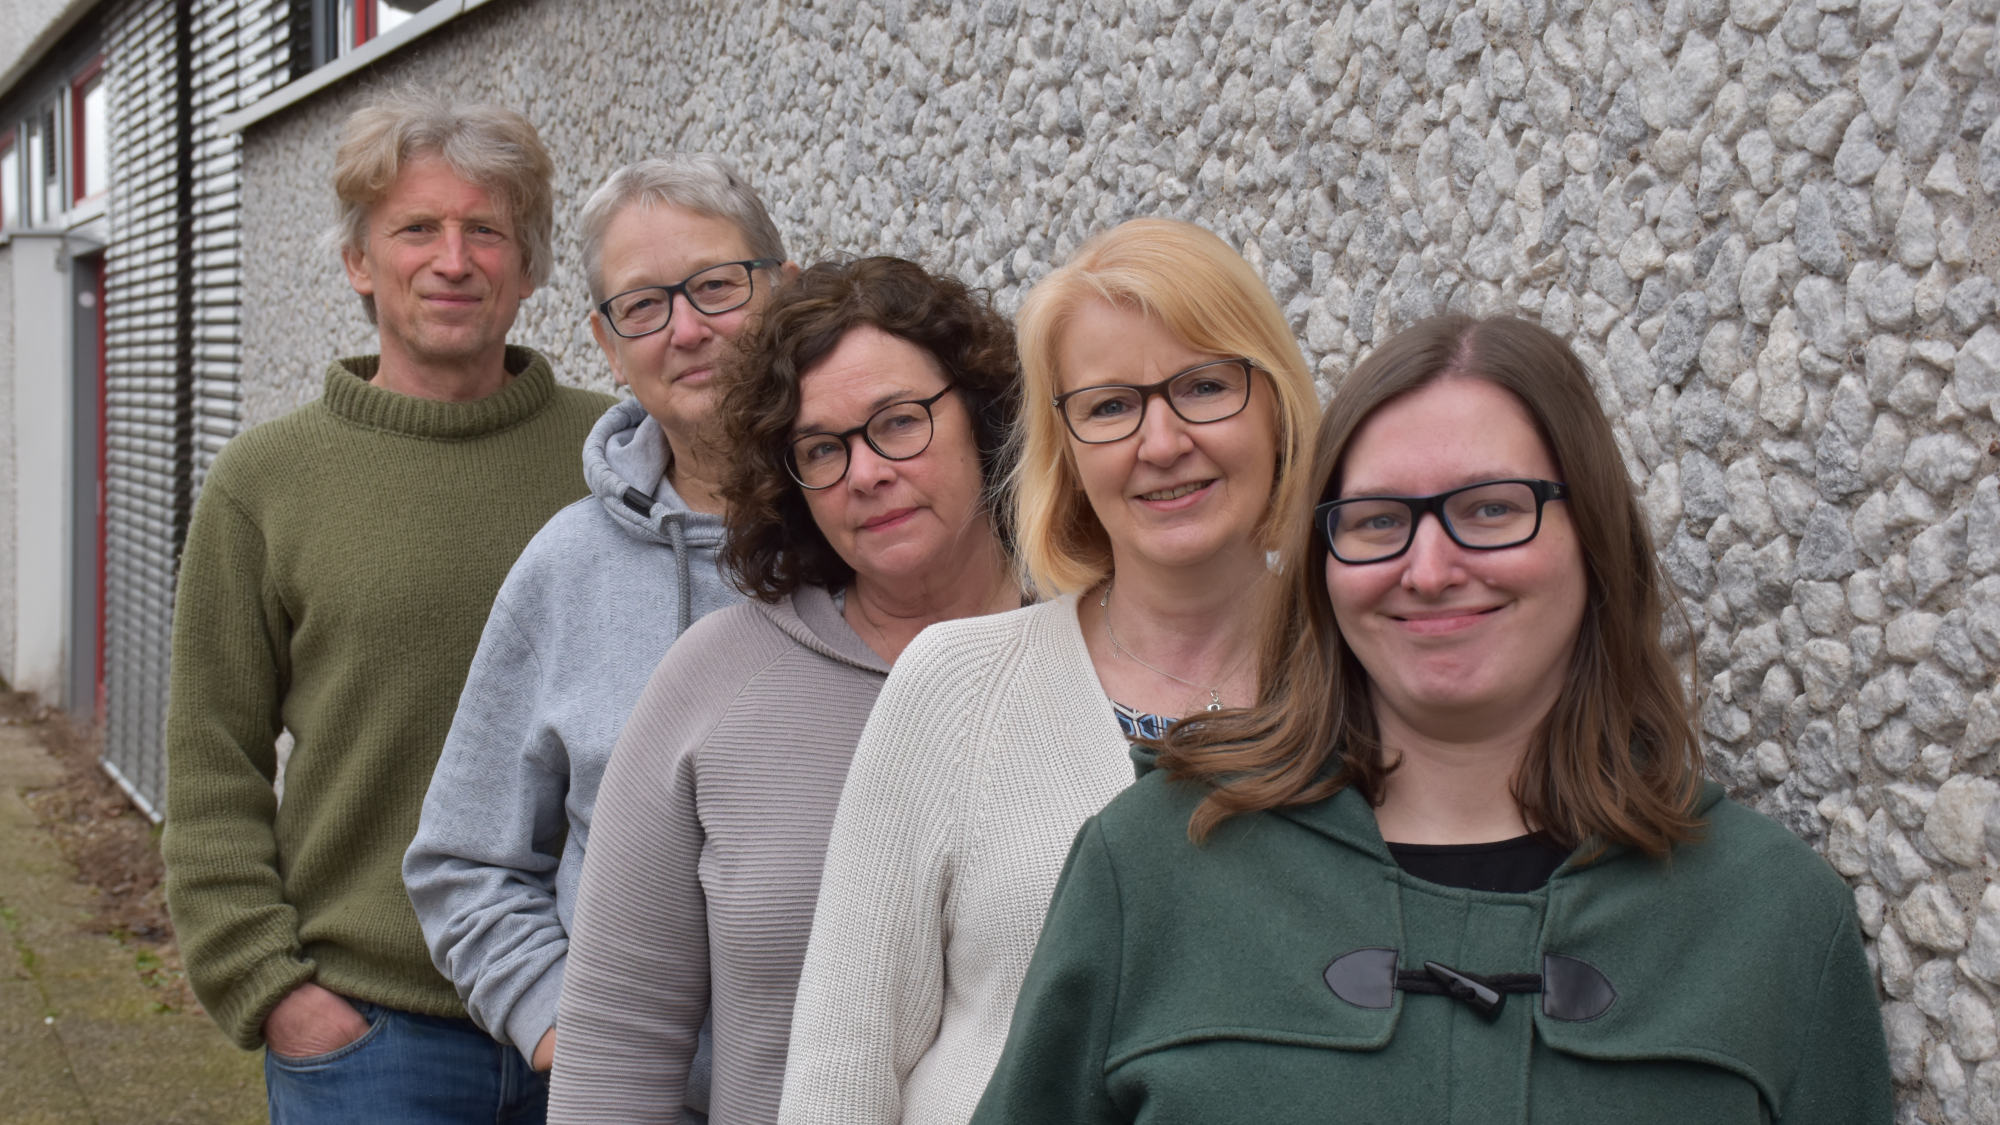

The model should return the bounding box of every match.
[577,155,787,302]
[404,153,792,1124]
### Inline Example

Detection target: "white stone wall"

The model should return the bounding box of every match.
[239,0,1999,1117]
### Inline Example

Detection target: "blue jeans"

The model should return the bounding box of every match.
[265,1001,547,1124]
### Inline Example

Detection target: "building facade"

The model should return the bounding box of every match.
[0,0,432,809]
[2,0,1996,1116]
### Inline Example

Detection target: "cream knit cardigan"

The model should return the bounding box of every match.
[779,594,1137,1125]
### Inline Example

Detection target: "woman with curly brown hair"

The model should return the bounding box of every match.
[971,315,1892,1124]
[547,257,1022,1125]
[779,219,1319,1125]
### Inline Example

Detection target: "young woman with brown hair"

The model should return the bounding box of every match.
[972,315,1892,1124]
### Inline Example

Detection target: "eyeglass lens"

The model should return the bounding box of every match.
[1323,480,1550,563]
[605,262,757,337]
[1060,360,1251,443]
[788,398,938,489]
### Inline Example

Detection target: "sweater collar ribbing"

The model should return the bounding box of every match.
[321,346,556,440]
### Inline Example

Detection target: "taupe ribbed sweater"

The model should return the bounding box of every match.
[549,585,889,1125]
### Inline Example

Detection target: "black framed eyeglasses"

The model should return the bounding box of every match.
[1052,358,1256,444]
[1317,479,1570,564]
[786,386,957,490]
[596,258,782,339]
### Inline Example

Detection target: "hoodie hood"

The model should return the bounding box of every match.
[584,398,724,546]
[751,585,893,679]
[582,396,730,634]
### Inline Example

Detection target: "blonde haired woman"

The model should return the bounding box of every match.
[777,218,1319,1125]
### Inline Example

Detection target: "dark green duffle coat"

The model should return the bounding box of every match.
[972,768,1891,1124]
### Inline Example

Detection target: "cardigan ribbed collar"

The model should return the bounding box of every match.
[320,345,556,440]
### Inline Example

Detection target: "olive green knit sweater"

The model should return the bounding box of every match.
[163,348,613,1050]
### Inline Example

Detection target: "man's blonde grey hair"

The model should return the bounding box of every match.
[331,89,554,322]
[578,156,787,302]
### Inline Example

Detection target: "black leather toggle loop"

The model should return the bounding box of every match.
[1323,947,1400,1009]
[1540,953,1617,1021]
[1397,963,1540,1019]
[1324,948,1541,1017]
[1326,948,1615,1022]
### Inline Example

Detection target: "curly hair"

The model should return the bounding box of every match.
[1157,315,1704,856]
[717,257,1021,601]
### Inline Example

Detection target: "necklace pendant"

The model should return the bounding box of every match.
[1206,692,1223,711]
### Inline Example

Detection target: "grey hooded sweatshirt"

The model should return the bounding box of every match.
[405,396,738,1111]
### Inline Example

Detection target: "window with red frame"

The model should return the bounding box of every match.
[71,57,106,204]
[339,0,427,53]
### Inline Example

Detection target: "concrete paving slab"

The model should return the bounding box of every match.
[59,1009,266,1125]
[0,721,264,1123]
[0,723,65,789]
[0,967,92,1122]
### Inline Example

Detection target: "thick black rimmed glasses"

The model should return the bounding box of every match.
[596,258,782,339]
[786,386,957,490]
[1052,358,1256,444]
[1317,479,1570,564]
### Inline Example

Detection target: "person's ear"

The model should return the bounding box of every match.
[589,311,627,387]
[341,244,374,297]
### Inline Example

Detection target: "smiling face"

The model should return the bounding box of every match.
[1323,376,1589,739]
[589,202,777,443]
[342,155,531,380]
[793,324,992,594]
[1055,300,1280,582]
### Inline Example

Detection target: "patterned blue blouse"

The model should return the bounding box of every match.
[1112,701,1176,742]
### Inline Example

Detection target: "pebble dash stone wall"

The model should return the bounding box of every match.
[236,0,1999,1116]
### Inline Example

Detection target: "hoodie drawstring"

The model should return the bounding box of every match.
[668,516,692,635]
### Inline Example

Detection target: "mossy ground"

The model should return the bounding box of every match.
[0,695,263,1124]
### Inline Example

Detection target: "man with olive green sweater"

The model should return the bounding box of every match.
[161,92,610,1124]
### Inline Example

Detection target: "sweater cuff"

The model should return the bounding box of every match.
[221,956,319,1051]
[503,960,565,1065]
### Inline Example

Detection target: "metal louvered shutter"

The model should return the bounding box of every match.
[189,0,292,490]
[100,0,298,818]
[100,0,189,818]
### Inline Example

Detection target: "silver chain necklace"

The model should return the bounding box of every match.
[1100,581,1233,712]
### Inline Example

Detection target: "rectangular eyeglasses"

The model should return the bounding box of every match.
[1052,358,1256,444]
[1317,479,1570,564]
[597,258,782,339]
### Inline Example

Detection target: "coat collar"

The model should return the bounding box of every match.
[1268,774,1729,881]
